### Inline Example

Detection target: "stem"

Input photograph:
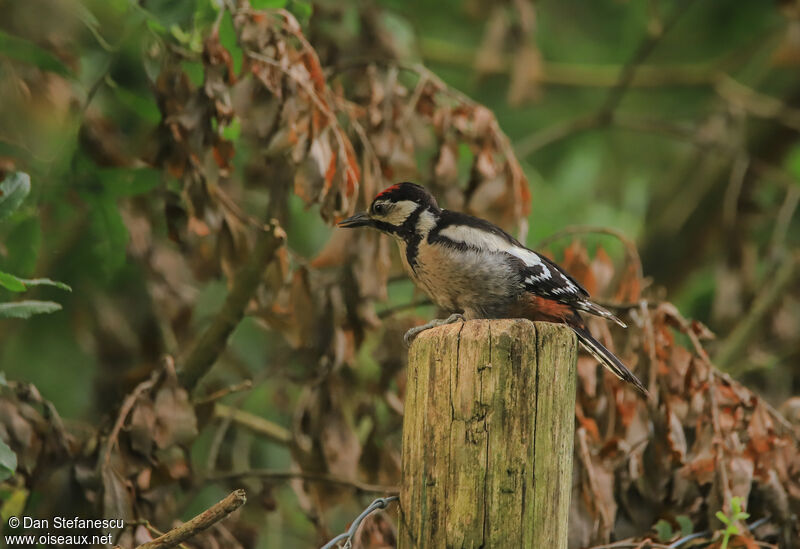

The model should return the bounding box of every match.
[135,489,247,549]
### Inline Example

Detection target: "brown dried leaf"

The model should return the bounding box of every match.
[508,43,542,106]
[562,239,597,295]
[152,377,198,449]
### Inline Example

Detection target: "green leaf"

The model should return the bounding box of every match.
[0,172,31,223]
[0,31,72,77]
[0,486,28,524]
[287,0,312,22]
[0,272,68,293]
[251,0,287,8]
[98,167,160,197]
[676,515,694,536]
[109,84,161,125]
[181,61,205,87]
[1,216,42,277]
[222,118,241,141]
[653,519,674,542]
[716,510,731,525]
[784,143,800,182]
[0,272,26,292]
[218,11,243,75]
[86,196,129,277]
[0,438,17,481]
[0,301,62,319]
[15,278,71,292]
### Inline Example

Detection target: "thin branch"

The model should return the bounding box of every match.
[194,380,253,405]
[102,368,161,468]
[769,185,800,258]
[416,37,715,87]
[135,489,247,549]
[715,73,800,132]
[377,297,433,319]
[213,403,292,446]
[129,520,190,549]
[207,469,398,495]
[715,253,799,370]
[536,225,644,285]
[178,220,285,390]
[515,112,605,157]
[601,0,695,114]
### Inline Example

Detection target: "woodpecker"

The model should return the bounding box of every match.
[339,182,648,396]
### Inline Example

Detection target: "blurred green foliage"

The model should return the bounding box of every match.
[0,0,798,546]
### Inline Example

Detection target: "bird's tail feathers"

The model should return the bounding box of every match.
[573,326,648,397]
[578,300,627,328]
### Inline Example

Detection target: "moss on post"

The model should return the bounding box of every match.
[398,319,577,548]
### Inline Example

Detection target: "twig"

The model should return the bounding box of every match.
[213,403,292,445]
[102,368,161,468]
[417,37,715,87]
[10,382,74,455]
[722,155,750,228]
[715,74,800,132]
[135,489,247,549]
[206,391,250,473]
[536,225,644,285]
[207,469,398,495]
[178,220,285,390]
[129,520,190,549]
[715,253,799,370]
[515,112,605,157]
[641,300,660,402]
[769,186,800,259]
[588,542,671,549]
[194,380,253,405]
[667,515,773,548]
[594,298,659,311]
[377,297,433,319]
[517,0,693,158]
[601,0,695,114]
[320,496,399,549]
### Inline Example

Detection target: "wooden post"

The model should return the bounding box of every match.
[398,319,577,548]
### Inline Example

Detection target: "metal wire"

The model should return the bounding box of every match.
[320,496,399,549]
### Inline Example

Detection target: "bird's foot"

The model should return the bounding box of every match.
[404,313,466,347]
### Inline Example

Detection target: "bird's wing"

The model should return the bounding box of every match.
[430,210,590,302]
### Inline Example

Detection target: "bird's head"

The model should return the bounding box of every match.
[338,182,439,237]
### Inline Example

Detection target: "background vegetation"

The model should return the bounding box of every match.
[1,0,799,547]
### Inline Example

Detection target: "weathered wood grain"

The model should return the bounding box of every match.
[398,319,577,548]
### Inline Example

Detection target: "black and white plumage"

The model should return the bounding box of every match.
[339,182,647,396]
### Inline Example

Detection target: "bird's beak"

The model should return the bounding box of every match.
[338,212,373,228]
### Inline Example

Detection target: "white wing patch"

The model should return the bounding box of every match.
[438,225,544,267]
[437,224,585,300]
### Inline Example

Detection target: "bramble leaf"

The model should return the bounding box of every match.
[0,439,17,482]
[0,272,26,292]
[0,172,31,222]
[0,301,62,319]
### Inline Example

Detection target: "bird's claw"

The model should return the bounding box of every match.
[403,313,466,347]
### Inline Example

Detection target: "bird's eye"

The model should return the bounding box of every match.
[373,203,386,215]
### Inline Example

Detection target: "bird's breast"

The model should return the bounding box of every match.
[396,239,522,318]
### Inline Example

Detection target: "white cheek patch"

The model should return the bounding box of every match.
[381,200,418,226]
